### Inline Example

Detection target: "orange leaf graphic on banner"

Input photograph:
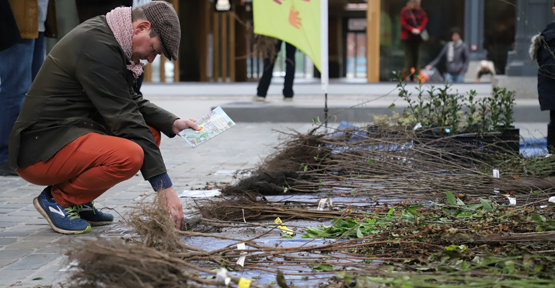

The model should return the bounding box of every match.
[288,5,302,29]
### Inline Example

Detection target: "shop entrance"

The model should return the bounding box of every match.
[344,18,367,79]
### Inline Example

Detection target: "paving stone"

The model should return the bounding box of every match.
[0,216,34,223]
[0,249,33,267]
[0,222,18,228]
[24,218,49,226]
[4,241,50,250]
[20,233,62,243]
[0,204,29,209]
[0,238,17,246]
[0,269,31,283]
[18,258,68,287]
[0,229,37,238]
[35,246,65,254]
[4,253,60,270]
[7,210,41,217]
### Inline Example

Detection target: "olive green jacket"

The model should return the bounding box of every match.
[9,16,178,180]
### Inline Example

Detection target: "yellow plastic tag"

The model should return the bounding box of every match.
[238,278,252,288]
[274,217,294,235]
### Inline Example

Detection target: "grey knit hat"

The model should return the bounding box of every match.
[142,1,180,61]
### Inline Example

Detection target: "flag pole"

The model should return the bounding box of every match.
[321,0,329,129]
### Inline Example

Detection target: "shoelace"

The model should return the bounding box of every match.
[84,201,97,215]
[64,205,84,220]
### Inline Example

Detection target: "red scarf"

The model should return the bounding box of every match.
[106,7,143,79]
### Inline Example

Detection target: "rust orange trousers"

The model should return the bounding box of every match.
[17,127,161,207]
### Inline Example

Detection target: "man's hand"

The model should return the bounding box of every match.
[411,28,421,35]
[425,65,432,70]
[172,118,199,135]
[159,186,184,229]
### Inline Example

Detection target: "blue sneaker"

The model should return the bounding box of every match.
[33,187,91,234]
[78,201,114,226]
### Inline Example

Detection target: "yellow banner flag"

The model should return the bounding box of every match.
[253,0,322,72]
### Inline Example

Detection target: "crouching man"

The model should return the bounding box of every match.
[8,1,196,234]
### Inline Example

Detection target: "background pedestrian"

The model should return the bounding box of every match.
[425,28,470,83]
[400,0,428,82]
[254,38,297,102]
[0,0,58,176]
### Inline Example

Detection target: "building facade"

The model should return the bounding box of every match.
[48,0,552,83]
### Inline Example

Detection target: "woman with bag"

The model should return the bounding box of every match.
[400,0,428,81]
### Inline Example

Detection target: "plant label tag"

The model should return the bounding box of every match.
[236,243,247,267]
[493,169,500,194]
[274,217,295,236]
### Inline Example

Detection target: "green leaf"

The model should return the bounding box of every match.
[388,103,396,109]
[505,260,515,274]
[356,227,364,238]
[32,277,44,281]
[467,204,483,210]
[387,208,395,217]
[456,198,466,206]
[367,159,374,164]
[312,264,334,272]
[350,188,357,195]
[531,190,542,194]
[407,206,419,216]
[282,235,293,239]
[479,198,493,211]
[532,213,546,223]
[446,191,457,205]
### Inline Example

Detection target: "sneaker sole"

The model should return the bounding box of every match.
[33,198,91,235]
[85,220,113,226]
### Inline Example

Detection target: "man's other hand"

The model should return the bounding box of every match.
[172,118,199,135]
[159,186,184,229]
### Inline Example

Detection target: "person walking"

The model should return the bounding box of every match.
[425,28,470,83]
[530,0,555,153]
[400,0,428,82]
[9,1,197,234]
[0,0,58,176]
[254,39,297,102]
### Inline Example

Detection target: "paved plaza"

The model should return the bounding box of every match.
[0,81,549,287]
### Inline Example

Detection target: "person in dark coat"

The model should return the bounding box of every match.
[75,0,148,96]
[426,28,470,83]
[254,39,296,102]
[9,2,196,234]
[530,1,555,152]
